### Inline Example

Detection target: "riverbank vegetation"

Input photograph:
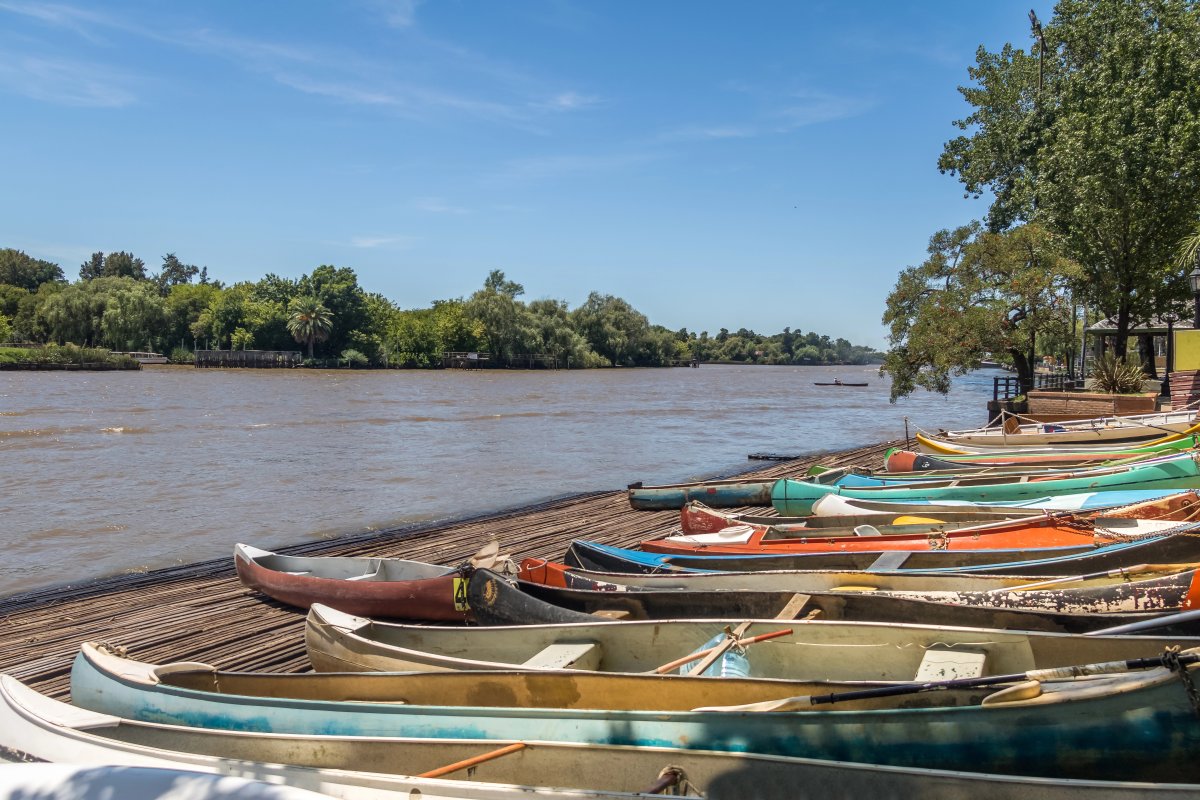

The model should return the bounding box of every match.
[0,249,881,368]
[882,0,1200,400]
[0,344,138,370]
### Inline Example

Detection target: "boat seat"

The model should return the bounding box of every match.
[521,641,603,670]
[345,560,383,581]
[866,551,910,572]
[852,525,882,537]
[592,609,632,620]
[913,645,988,681]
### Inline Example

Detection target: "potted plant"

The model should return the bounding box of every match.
[1025,354,1157,418]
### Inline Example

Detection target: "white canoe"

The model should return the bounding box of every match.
[0,764,335,800]
[16,672,1197,800]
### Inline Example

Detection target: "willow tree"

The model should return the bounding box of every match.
[882,223,1081,401]
[940,0,1200,357]
[287,296,333,358]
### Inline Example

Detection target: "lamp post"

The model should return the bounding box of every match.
[1192,265,1200,330]
[1161,312,1177,398]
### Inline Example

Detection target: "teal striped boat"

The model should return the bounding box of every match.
[772,452,1200,516]
[69,642,1200,783]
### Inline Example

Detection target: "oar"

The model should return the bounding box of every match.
[982,563,1198,594]
[1088,608,1200,635]
[417,742,527,778]
[653,627,794,675]
[691,649,1200,713]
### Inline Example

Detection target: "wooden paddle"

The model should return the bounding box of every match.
[984,562,1199,594]
[418,742,527,778]
[653,627,794,675]
[690,649,1200,713]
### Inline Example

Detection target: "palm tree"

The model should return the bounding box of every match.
[287,296,333,358]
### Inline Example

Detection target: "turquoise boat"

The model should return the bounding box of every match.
[69,643,1200,782]
[772,452,1200,516]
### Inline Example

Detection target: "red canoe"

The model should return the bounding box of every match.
[234,543,474,621]
[640,514,1184,556]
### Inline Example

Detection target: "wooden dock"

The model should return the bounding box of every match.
[0,439,899,700]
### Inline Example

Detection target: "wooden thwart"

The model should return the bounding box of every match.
[418,742,527,778]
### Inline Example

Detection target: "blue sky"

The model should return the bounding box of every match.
[0,1,1053,348]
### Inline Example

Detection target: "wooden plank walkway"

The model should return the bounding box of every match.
[0,439,899,699]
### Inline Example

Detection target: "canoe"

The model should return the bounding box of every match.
[771,452,1200,516]
[884,440,1199,472]
[925,410,1200,448]
[466,566,1200,635]
[305,602,1200,678]
[0,765,333,800]
[680,490,1200,533]
[562,535,1200,575]
[234,543,480,621]
[69,642,1200,782]
[640,514,1179,557]
[11,676,1198,800]
[807,488,1200,518]
[916,420,1200,455]
[626,478,774,511]
[530,540,1200,588]
[813,381,868,386]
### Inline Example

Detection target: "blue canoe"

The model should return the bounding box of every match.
[773,453,1200,516]
[69,643,1200,783]
[563,532,1200,575]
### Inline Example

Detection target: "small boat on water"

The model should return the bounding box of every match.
[813,380,868,387]
[69,642,1200,782]
[772,452,1200,516]
[467,566,1200,635]
[234,543,510,620]
[10,673,1197,800]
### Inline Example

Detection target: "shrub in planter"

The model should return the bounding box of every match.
[1089,353,1147,394]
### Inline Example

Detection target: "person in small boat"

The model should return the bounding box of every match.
[833,378,842,385]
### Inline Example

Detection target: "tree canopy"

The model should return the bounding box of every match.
[882,223,1081,401]
[938,0,1200,358]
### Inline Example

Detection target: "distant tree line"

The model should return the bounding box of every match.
[0,248,881,368]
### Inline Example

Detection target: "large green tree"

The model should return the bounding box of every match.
[882,223,1081,401]
[286,296,334,358]
[940,0,1200,357]
[80,251,147,281]
[465,270,537,364]
[0,249,64,291]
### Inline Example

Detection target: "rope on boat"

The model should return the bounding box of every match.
[1163,645,1200,716]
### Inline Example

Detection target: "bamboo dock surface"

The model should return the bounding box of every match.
[0,439,898,699]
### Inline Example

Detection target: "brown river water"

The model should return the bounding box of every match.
[0,364,997,598]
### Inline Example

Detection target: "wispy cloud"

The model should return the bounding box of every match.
[1,0,596,127]
[367,0,423,29]
[0,54,137,106]
[0,1,114,42]
[536,91,601,112]
[658,86,871,144]
[489,151,659,183]
[657,124,757,143]
[349,234,417,249]
[771,89,872,130]
[414,197,469,214]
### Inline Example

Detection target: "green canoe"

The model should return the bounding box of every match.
[772,452,1200,516]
